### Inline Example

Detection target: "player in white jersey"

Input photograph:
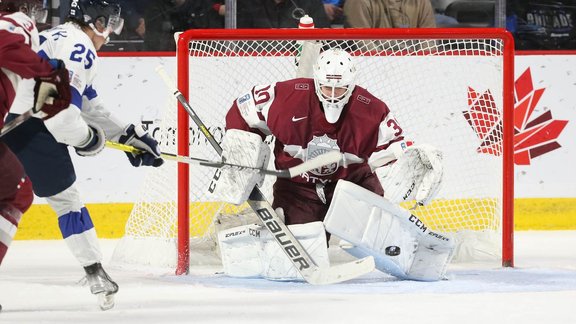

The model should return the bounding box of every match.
[4,0,164,311]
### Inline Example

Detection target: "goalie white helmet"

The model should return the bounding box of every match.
[68,0,124,41]
[313,49,357,124]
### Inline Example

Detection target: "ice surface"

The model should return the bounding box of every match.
[0,231,575,323]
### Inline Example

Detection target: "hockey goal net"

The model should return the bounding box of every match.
[112,28,514,275]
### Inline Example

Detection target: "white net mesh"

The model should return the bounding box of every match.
[113,34,509,271]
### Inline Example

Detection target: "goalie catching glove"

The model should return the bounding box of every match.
[118,124,164,167]
[375,141,443,206]
[213,129,270,205]
[33,59,72,119]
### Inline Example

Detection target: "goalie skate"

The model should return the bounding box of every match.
[84,263,119,310]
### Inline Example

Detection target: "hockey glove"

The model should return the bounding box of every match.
[33,59,72,119]
[377,144,443,206]
[118,124,164,167]
[75,124,106,157]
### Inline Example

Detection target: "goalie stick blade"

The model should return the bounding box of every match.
[304,256,375,285]
[286,151,343,178]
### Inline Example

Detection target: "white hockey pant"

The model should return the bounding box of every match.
[46,183,102,266]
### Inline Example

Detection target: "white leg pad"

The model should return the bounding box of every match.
[324,180,454,281]
[261,221,329,281]
[217,222,329,281]
[218,224,264,278]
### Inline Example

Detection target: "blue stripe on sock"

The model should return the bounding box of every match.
[58,207,95,239]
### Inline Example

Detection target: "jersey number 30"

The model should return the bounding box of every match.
[70,43,96,69]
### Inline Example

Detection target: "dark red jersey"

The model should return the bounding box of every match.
[0,12,53,128]
[226,78,405,224]
[226,78,405,187]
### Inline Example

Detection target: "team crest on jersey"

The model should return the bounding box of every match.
[306,134,340,176]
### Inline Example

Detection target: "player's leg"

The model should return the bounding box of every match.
[45,185,118,300]
[0,142,34,266]
[0,142,34,313]
[3,117,118,309]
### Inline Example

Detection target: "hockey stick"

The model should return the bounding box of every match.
[105,140,342,179]
[0,84,56,138]
[156,65,374,284]
[0,108,36,138]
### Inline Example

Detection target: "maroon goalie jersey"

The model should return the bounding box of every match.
[225,78,406,224]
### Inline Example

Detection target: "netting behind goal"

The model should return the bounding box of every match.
[112,28,514,274]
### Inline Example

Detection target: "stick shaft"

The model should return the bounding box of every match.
[105,141,341,178]
[0,110,34,138]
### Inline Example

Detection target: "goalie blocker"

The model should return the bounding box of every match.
[214,129,270,205]
[324,180,454,281]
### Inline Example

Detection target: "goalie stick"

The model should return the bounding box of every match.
[105,140,343,179]
[156,65,375,285]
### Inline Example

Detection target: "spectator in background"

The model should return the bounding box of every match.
[119,1,147,39]
[344,0,436,28]
[144,0,223,51]
[323,0,344,24]
[102,0,149,51]
[236,0,331,28]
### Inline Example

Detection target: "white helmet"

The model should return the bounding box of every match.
[313,49,356,123]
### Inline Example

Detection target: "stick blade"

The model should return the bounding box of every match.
[288,151,343,177]
[304,256,375,285]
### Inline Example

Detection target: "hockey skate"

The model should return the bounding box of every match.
[84,263,119,310]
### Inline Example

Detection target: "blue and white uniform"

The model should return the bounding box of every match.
[5,22,128,266]
[11,22,126,146]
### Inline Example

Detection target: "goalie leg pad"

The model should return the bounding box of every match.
[218,221,329,281]
[261,221,329,281]
[324,180,454,281]
[214,129,270,205]
[218,224,265,278]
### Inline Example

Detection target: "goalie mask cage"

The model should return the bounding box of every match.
[111,28,514,275]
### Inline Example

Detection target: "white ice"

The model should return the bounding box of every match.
[1,231,575,324]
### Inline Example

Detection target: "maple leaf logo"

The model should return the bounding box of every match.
[463,68,568,165]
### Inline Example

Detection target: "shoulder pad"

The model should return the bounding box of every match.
[0,12,39,49]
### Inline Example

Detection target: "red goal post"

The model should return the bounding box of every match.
[113,28,514,275]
